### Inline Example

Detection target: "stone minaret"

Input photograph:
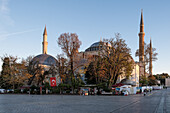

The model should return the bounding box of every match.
[138,10,145,76]
[42,26,48,54]
[138,10,145,62]
[149,38,153,76]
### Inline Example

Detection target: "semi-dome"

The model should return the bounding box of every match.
[31,54,57,66]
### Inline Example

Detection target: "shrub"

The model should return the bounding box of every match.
[14,89,21,93]
[66,90,70,93]
[23,89,29,94]
[52,88,60,94]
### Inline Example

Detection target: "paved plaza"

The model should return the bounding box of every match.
[0,89,169,113]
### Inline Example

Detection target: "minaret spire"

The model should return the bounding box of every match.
[138,9,145,77]
[149,37,153,76]
[43,25,47,36]
[42,25,48,54]
[100,37,102,42]
[138,9,145,63]
[140,9,144,26]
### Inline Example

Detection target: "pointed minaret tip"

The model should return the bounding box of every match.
[100,37,102,42]
[42,25,48,54]
[140,9,144,25]
[43,25,47,35]
[150,37,152,46]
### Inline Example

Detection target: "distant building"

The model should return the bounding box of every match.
[165,78,170,87]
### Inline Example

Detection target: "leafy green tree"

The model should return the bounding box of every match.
[1,55,31,90]
[154,73,170,85]
[85,57,107,85]
[139,75,149,86]
[85,61,98,84]
[148,75,157,85]
[0,57,11,89]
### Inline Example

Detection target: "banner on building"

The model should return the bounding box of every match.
[50,77,56,87]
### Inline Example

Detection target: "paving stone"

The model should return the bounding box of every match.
[0,89,169,113]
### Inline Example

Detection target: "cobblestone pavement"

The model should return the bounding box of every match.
[0,89,169,113]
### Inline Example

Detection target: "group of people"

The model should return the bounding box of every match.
[143,89,152,96]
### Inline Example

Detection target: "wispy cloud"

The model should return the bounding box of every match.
[0,0,14,26]
[0,0,9,13]
[0,28,41,41]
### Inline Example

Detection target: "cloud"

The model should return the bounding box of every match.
[0,0,14,26]
[0,0,9,13]
[0,28,41,41]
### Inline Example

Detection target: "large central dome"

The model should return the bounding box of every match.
[85,41,111,52]
[31,54,57,66]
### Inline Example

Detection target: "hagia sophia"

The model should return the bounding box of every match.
[29,10,151,87]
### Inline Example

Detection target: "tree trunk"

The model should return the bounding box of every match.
[13,81,15,93]
[70,56,74,94]
[144,66,145,77]
[46,88,48,94]
[113,74,119,85]
[39,83,42,95]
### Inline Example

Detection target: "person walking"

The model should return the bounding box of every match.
[144,89,147,96]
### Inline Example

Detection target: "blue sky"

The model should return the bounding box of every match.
[0,0,169,74]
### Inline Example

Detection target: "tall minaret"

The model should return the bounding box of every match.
[138,9,145,76]
[42,25,48,54]
[138,9,145,62]
[149,38,153,76]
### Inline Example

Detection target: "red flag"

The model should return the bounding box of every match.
[50,77,56,87]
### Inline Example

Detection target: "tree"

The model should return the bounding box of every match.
[0,57,11,89]
[85,58,100,84]
[85,33,134,89]
[135,42,158,76]
[139,75,149,86]
[154,73,170,85]
[100,33,134,88]
[28,61,47,86]
[21,55,34,67]
[58,33,82,92]
[56,54,69,84]
[1,55,31,90]
[85,56,107,85]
